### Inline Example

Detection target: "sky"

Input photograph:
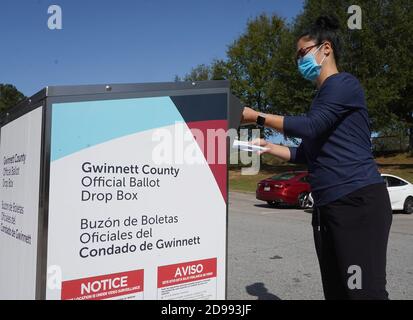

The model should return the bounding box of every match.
[0,0,304,97]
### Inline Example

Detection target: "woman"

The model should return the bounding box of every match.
[241,15,392,300]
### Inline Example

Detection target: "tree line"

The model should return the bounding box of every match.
[176,0,413,152]
[1,1,412,151]
[0,84,25,114]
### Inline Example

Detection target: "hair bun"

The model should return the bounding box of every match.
[315,15,340,31]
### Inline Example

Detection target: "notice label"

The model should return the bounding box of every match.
[157,258,217,300]
[61,269,144,300]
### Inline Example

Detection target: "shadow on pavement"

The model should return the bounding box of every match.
[392,210,411,215]
[245,282,281,300]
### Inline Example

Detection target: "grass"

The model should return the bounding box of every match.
[375,152,413,183]
[229,169,274,193]
[229,152,413,193]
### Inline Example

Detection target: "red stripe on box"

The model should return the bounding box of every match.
[61,269,144,300]
[158,258,217,288]
[186,120,228,203]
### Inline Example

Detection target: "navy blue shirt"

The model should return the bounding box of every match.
[284,72,383,206]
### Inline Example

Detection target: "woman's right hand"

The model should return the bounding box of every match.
[251,138,272,155]
[251,139,292,162]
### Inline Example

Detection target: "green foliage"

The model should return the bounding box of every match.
[222,15,292,113]
[174,60,227,82]
[186,15,300,141]
[175,64,213,82]
[179,1,413,148]
[0,84,25,113]
[295,0,413,148]
[179,15,295,114]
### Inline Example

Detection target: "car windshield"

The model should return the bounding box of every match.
[271,172,298,181]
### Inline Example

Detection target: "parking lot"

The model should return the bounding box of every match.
[227,191,413,300]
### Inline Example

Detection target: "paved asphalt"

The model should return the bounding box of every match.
[227,191,413,300]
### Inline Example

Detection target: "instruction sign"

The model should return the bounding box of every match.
[45,95,228,300]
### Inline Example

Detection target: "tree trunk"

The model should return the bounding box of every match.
[409,125,413,155]
[409,124,413,155]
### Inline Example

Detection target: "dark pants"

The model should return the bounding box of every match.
[312,182,393,300]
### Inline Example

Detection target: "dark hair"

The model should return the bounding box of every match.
[299,15,342,64]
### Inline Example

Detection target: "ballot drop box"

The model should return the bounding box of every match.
[0,81,243,300]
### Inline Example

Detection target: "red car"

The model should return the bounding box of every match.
[256,171,311,208]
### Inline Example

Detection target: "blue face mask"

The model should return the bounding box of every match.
[297,44,327,81]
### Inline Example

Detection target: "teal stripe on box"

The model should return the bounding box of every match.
[51,96,184,161]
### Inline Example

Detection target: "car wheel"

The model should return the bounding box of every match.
[298,192,311,209]
[403,197,413,214]
[267,201,279,208]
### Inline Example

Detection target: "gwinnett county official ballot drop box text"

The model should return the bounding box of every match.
[0,81,243,300]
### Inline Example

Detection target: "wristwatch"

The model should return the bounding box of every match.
[256,113,266,128]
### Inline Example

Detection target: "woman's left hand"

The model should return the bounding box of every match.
[241,107,259,124]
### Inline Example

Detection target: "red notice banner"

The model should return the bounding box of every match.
[61,269,144,300]
[158,258,217,288]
